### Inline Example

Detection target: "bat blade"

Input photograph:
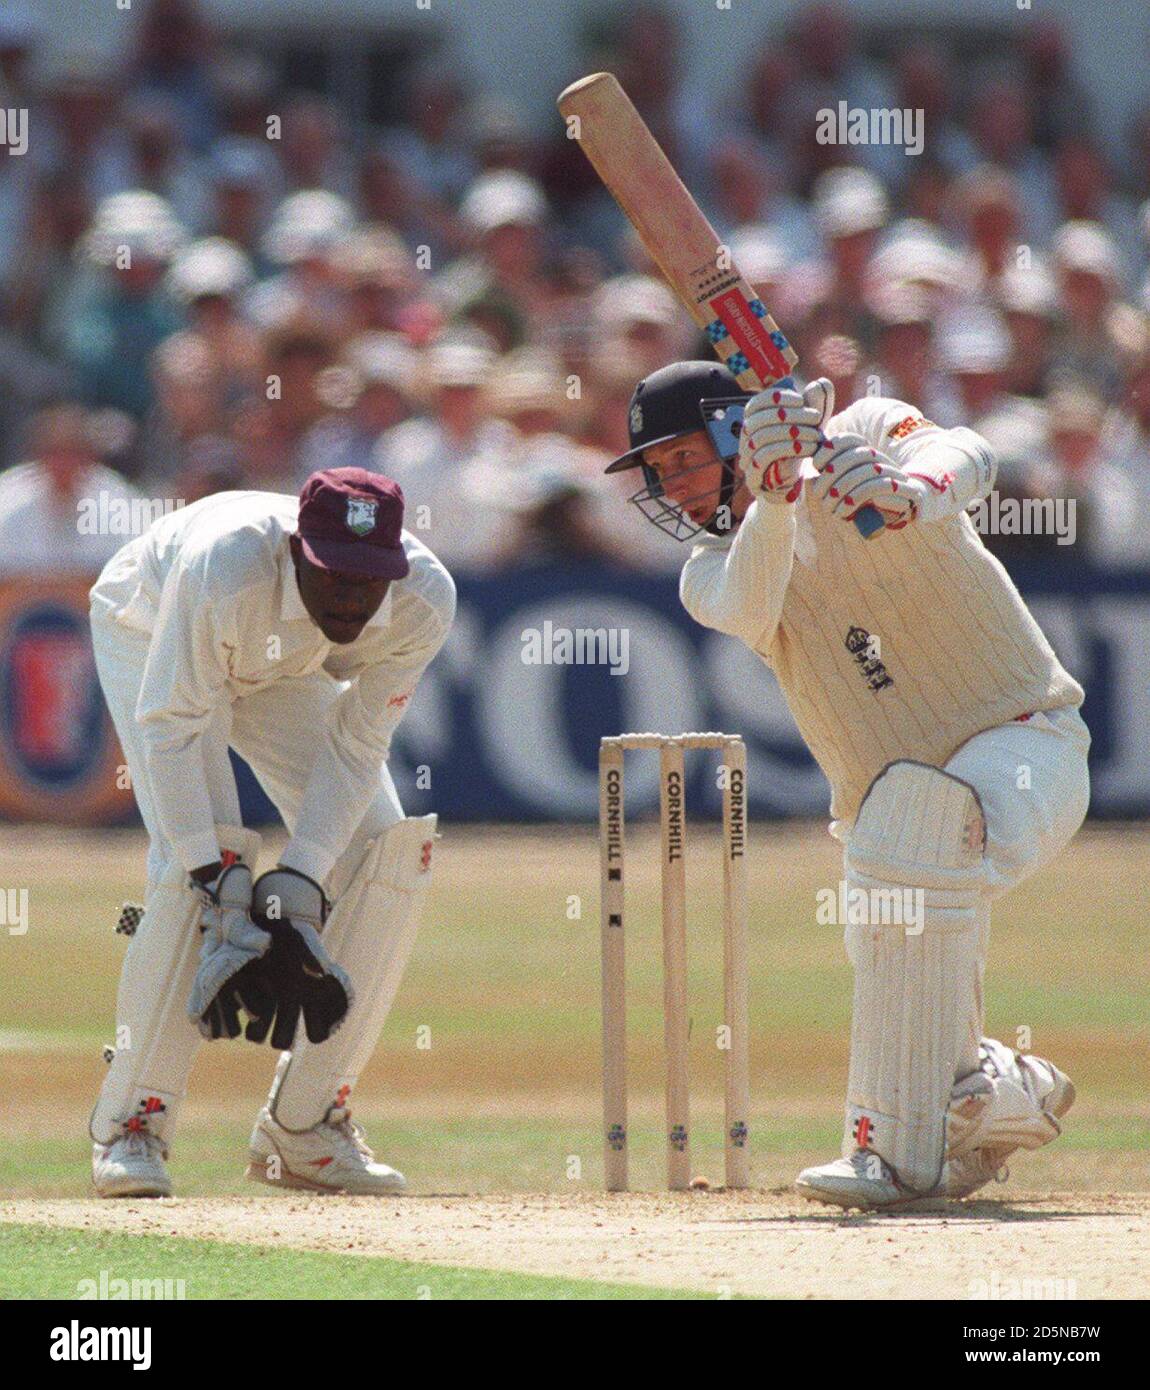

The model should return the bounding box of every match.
[557,72,795,391]
[558,71,883,537]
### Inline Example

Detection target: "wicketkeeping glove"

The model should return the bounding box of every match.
[187,862,277,1041]
[249,868,354,1049]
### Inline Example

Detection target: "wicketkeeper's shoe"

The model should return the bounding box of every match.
[246,1105,407,1195]
[794,1149,922,1210]
[92,1126,172,1199]
[946,1039,1076,1199]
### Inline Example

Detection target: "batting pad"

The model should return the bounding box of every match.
[269,815,438,1132]
[91,824,262,1146]
[842,762,986,1193]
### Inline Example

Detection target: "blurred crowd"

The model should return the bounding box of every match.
[2,0,1150,578]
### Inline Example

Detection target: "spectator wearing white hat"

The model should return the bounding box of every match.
[951,166,1024,293]
[868,282,942,415]
[1052,135,1144,291]
[374,334,516,571]
[933,304,1048,490]
[994,259,1061,399]
[56,192,187,420]
[785,166,890,348]
[167,237,255,334]
[328,227,434,343]
[245,190,356,335]
[139,330,236,489]
[867,219,969,309]
[1049,220,1141,400]
[590,274,693,378]
[434,171,554,344]
[159,236,263,426]
[1030,382,1150,568]
[296,332,419,481]
[482,349,570,438]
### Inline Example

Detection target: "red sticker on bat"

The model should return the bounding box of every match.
[710,289,792,383]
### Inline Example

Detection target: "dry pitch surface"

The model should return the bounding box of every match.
[4,1192,1149,1299]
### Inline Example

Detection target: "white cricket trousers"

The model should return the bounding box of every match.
[89,607,404,1142]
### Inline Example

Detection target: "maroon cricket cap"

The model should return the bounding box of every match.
[296,467,409,579]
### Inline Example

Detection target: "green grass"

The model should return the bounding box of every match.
[3,824,1148,1202]
[0,1224,707,1300]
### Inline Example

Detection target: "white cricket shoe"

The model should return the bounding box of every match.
[247,1105,407,1195]
[92,1127,172,1198]
[947,1039,1076,1199]
[795,1149,921,1210]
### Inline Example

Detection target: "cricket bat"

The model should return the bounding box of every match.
[557,72,884,538]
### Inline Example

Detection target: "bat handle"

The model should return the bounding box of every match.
[768,377,884,538]
[852,505,885,538]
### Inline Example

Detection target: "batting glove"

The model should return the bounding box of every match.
[738,377,835,505]
[807,432,927,530]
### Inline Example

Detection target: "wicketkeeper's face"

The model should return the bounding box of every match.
[289,535,391,644]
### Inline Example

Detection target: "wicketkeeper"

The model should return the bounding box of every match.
[89,466,454,1197]
[605,361,1089,1208]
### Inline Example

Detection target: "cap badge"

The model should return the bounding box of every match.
[629,402,643,434]
[345,497,378,536]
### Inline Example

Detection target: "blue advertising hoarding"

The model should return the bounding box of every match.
[245,561,1150,826]
[0,564,1146,827]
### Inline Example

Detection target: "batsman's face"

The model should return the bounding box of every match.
[643,431,722,522]
[642,430,747,526]
[289,535,391,644]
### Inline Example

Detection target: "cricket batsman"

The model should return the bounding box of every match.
[88,466,454,1197]
[605,361,1090,1208]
